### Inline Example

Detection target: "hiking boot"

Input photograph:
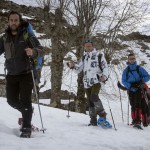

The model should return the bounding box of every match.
[21,107,33,130]
[20,127,31,138]
[143,122,148,127]
[130,120,136,126]
[88,117,97,126]
[133,123,143,130]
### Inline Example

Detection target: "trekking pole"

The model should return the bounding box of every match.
[29,57,46,133]
[127,95,130,125]
[118,88,124,123]
[106,98,117,131]
[66,69,73,118]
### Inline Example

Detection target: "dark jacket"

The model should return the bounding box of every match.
[0,24,43,75]
[122,62,150,92]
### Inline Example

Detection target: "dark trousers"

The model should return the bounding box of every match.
[6,73,33,128]
[128,89,149,124]
[85,83,104,119]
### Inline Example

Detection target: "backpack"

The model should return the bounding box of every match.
[27,23,35,35]
[126,65,142,80]
[23,24,43,71]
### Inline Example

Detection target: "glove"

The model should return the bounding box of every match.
[138,83,144,89]
[117,81,127,91]
[131,81,143,88]
[67,61,75,69]
[99,75,107,82]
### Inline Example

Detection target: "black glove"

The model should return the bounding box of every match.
[117,81,127,91]
[131,81,144,90]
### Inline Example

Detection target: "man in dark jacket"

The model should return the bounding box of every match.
[122,53,150,128]
[0,11,43,137]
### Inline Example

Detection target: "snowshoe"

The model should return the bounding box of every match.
[20,128,31,138]
[97,117,112,128]
[133,124,143,130]
[31,125,39,132]
[18,118,39,132]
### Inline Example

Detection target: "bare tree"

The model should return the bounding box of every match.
[36,0,73,108]
[95,0,150,63]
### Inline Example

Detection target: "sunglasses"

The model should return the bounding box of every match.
[129,58,136,60]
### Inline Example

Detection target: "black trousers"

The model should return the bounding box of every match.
[6,73,33,128]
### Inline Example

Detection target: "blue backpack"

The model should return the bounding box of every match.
[24,23,43,70]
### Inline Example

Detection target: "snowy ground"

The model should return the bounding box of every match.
[0,97,150,150]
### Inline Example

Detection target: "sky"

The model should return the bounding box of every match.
[0,0,150,150]
[10,0,38,6]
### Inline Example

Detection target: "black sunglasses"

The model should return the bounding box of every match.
[129,58,136,60]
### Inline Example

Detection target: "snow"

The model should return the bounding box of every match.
[9,0,38,7]
[0,97,150,150]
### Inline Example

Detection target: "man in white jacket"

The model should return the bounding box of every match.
[68,39,109,126]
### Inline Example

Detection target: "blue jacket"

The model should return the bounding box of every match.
[122,62,150,92]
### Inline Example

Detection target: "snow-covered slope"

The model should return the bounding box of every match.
[0,97,150,150]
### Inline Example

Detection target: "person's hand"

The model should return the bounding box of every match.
[67,60,75,69]
[131,81,144,89]
[25,48,33,56]
[100,75,107,82]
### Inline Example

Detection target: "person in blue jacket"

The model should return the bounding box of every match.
[122,53,150,128]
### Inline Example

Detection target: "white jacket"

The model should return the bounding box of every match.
[73,48,109,88]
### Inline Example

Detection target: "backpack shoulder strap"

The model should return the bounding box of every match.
[2,33,7,42]
[136,65,142,78]
[23,30,29,42]
[126,65,141,79]
[136,65,140,74]
[98,53,103,71]
[82,54,86,62]
[126,66,130,79]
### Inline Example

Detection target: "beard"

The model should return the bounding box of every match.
[9,25,19,35]
[10,25,19,32]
